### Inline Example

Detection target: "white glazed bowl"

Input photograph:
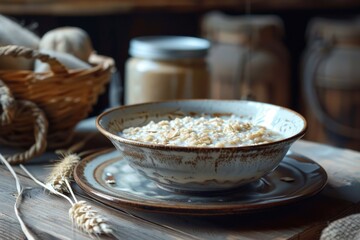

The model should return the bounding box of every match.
[96,100,307,193]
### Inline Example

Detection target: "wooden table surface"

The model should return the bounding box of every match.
[1,118,359,240]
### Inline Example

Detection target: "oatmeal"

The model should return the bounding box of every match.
[120,115,283,147]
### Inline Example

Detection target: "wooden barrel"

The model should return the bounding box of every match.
[302,18,360,150]
[201,12,290,107]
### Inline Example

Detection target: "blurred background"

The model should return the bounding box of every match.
[0,0,359,150]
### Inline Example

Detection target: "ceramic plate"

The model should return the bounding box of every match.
[74,149,327,215]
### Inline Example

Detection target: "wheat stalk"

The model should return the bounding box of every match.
[46,133,97,194]
[0,154,36,240]
[64,179,113,236]
[20,164,74,205]
[20,165,113,237]
[69,200,113,235]
[45,153,80,193]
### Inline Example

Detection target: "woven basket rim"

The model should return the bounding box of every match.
[0,45,114,163]
[0,52,114,73]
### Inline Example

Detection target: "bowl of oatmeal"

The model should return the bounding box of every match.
[96,100,307,193]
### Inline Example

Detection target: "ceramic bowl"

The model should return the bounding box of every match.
[96,100,307,193]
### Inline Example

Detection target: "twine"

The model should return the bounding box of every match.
[0,45,113,163]
[0,79,48,164]
[0,77,15,124]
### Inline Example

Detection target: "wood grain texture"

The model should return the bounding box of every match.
[129,195,357,240]
[1,136,359,239]
[0,165,200,240]
[0,214,24,240]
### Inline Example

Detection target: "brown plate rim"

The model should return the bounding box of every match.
[74,148,327,216]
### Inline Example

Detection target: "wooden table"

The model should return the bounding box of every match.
[1,118,359,240]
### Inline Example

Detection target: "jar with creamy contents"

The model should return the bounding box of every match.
[125,36,210,105]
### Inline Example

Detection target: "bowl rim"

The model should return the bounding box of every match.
[96,99,307,151]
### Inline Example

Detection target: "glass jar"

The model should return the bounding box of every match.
[202,12,290,107]
[125,36,210,105]
[302,17,360,150]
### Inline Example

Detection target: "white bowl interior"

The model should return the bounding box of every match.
[98,100,306,141]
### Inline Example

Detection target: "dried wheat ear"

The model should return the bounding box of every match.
[46,153,80,193]
[20,165,114,237]
[69,200,113,235]
[63,179,113,236]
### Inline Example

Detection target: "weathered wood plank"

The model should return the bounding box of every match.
[20,187,199,240]
[0,166,199,240]
[1,162,358,240]
[0,213,24,240]
[129,194,356,240]
[1,136,359,240]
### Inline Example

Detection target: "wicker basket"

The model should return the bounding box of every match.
[0,45,114,164]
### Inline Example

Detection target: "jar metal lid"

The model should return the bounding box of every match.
[129,36,210,59]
